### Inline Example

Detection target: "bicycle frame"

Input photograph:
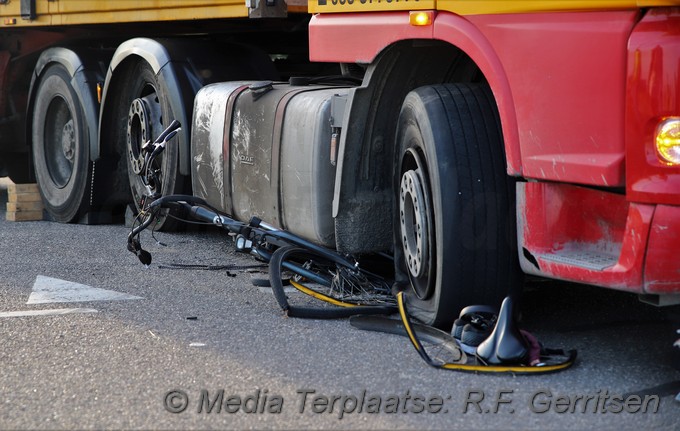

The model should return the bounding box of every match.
[125,120,397,320]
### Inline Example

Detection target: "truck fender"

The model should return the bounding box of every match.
[98,38,194,175]
[27,47,105,163]
[309,11,522,175]
[433,14,521,176]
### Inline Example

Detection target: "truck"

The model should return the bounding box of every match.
[1,0,679,328]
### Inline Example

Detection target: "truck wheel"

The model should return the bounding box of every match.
[394,84,520,329]
[32,64,91,222]
[119,60,186,229]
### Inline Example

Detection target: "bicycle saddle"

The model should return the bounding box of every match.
[475,296,528,365]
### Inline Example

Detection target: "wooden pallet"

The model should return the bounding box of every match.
[5,183,44,221]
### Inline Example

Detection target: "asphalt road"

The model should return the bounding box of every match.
[1,182,679,430]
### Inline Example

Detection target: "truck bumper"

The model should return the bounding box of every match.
[645,204,680,294]
[518,182,680,294]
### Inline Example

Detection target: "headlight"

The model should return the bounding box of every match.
[656,117,680,165]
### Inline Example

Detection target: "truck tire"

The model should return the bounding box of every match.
[117,59,186,230]
[394,83,520,329]
[32,64,91,222]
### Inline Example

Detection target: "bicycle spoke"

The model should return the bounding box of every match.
[269,246,397,319]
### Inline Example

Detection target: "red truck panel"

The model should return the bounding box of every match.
[518,181,653,292]
[645,204,680,293]
[466,11,638,187]
[310,10,640,186]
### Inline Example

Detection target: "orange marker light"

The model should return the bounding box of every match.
[409,11,434,27]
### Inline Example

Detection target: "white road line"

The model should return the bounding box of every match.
[0,308,98,318]
[27,275,143,304]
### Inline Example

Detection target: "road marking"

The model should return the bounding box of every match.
[27,275,143,304]
[0,308,98,318]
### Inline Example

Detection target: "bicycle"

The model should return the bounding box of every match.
[127,120,577,374]
[126,120,397,319]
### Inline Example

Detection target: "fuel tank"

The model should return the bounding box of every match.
[191,81,349,247]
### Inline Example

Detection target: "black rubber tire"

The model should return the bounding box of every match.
[394,83,521,329]
[116,60,187,230]
[32,64,91,222]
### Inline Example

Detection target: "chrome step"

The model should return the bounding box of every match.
[537,249,618,271]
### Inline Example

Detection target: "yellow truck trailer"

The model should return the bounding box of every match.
[0,0,305,224]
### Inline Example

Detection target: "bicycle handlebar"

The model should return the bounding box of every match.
[154,119,181,145]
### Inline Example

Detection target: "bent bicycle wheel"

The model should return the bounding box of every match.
[268,246,397,319]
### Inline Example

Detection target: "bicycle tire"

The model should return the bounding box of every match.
[268,246,397,319]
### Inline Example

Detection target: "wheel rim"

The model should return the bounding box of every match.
[400,148,434,300]
[400,170,428,278]
[44,97,75,188]
[127,94,163,176]
[120,61,185,231]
